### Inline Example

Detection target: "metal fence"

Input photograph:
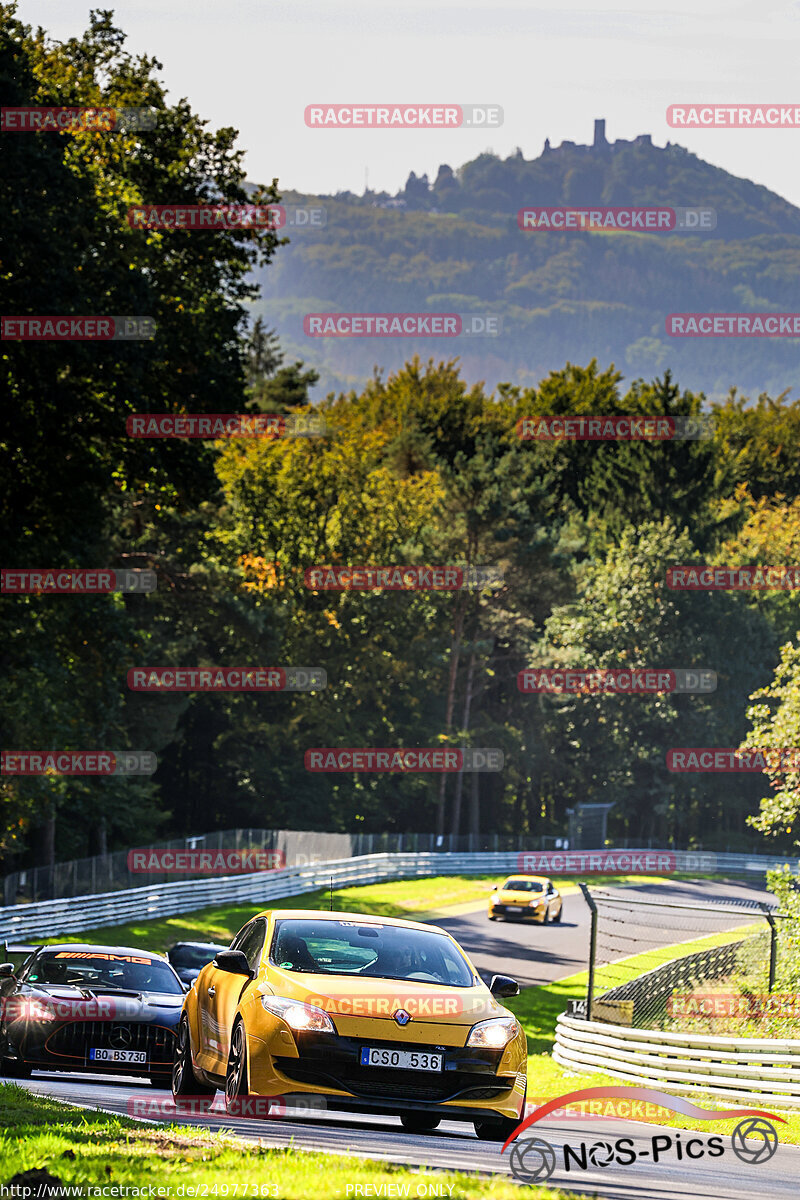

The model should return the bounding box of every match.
[4,828,793,905]
[2,830,577,905]
[1,848,798,944]
[574,887,781,1029]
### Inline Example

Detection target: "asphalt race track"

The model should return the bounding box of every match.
[436,876,773,986]
[11,877,800,1200]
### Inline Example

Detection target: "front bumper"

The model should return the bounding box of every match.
[490,904,544,920]
[4,1019,178,1075]
[247,1028,525,1121]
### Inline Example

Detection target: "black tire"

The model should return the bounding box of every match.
[1,1058,31,1079]
[172,1016,215,1109]
[400,1112,441,1133]
[542,906,551,925]
[552,904,562,923]
[488,914,498,921]
[473,1113,521,1142]
[225,1020,249,1113]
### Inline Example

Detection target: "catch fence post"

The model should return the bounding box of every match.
[762,904,777,992]
[579,882,598,1021]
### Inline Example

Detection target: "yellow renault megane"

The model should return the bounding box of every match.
[173,910,527,1140]
[488,875,563,923]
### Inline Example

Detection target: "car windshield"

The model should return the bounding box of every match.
[169,946,222,969]
[503,879,544,892]
[270,920,475,987]
[24,950,183,995]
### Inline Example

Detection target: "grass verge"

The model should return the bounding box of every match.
[0,1086,584,1199]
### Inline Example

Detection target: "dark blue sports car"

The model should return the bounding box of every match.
[0,943,185,1084]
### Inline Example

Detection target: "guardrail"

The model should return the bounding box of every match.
[0,848,797,942]
[553,1012,800,1111]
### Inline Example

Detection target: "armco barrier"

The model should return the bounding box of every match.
[553,1012,800,1111]
[0,849,797,942]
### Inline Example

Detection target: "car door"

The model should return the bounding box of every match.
[198,921,265,1074]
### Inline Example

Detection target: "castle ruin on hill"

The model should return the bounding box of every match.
[543,119,655,155]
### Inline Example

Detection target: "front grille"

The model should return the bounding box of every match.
[273,1033,513,1104]
[276,1060,512,1102]
[46,1021,176,1066]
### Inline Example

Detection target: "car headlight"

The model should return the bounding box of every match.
[260,995,335,1033]
[466,1016,518,1049]
[528,898,544,907]
[11,998,56,1023]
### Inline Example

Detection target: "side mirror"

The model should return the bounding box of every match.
[213,950,253,976]
[491,885,498,891]
[0,963,15,978]
[489,974,519,998]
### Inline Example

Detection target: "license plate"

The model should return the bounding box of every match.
[89,1048,147,1064]
[360,1047,443,1071]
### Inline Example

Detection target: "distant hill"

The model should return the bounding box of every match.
[251,122,800,400]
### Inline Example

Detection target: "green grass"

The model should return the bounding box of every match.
[0,1087,584,1199]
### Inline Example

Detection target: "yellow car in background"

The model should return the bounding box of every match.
[174,909,527,1141]
[488,875,563,924]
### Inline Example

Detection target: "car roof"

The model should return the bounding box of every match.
[254,909,455,933]
[41,943,168,960]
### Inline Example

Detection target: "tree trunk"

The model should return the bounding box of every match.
[435,590,467,838]
[450,645,477,837]
[37,809,56,867]
[469,771,480,838]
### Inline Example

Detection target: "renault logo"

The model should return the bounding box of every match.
[109,1025,131,1048]
[393,1009,412,1026]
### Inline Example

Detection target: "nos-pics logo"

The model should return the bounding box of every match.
[503,1087,782,1185]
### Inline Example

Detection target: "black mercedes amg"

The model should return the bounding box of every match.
[0,943,185,1083]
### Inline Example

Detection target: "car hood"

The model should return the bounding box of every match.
[261,971,506,1024]
[13,984,184,1020]
[498,889,545,902]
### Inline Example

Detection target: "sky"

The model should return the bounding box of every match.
[14,1,800,207]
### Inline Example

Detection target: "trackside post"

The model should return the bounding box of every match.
[579,882,598,1020]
